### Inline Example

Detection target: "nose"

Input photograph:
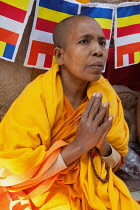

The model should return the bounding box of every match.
[91,42,103,57]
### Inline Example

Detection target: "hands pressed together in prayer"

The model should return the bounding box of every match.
[61,92,113,166]
[76,92,113,157]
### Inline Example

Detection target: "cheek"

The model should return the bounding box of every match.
[69,53,84,64]
[65,48,88,65]
[74,51,87,63]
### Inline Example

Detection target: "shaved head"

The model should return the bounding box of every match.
[53,14,96,50]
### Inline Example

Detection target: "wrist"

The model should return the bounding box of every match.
[96,141,112,157]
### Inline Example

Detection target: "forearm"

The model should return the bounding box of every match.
[61,137,112,166]
[61,140,86,166]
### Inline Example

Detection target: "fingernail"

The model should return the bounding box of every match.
[96,92,102,97]
[103,101,109,107]
[103,102,108,107]
[108,115,113,121]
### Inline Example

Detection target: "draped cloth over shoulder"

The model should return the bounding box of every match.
[0,63,139,209]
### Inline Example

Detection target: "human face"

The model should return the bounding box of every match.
[59,18,108,83]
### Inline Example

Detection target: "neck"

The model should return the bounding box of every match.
[60,70,88,109]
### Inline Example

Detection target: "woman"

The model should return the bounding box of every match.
[0,15,139,210]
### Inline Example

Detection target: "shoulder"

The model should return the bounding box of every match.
[88,75,119,101]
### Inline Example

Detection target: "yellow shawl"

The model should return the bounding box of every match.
[0,63,139,209]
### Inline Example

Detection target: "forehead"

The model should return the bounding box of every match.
[68,18,105,40]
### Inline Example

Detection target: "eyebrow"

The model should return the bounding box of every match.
[79,34,106,41]
[98,36,106,41]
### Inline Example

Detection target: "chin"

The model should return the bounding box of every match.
[90,74,101,81]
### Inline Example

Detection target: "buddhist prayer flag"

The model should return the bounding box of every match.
[81,3,114,49]
[114,2,140,68]
[0,0,34,62]
[24,0,114,70]
[24,0,79,70]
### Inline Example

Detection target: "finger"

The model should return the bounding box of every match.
[98,101,109,126]
[102,101,110,123]
[97,115,113,135]
[100,115,113,139]
[91,101,109,127]
[82,93,96,119]
[87,92,102,122]
[94,117,113,149]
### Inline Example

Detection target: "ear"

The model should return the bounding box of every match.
[54,47,64,65]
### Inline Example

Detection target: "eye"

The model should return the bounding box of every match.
[79,39,88,44]
[100,41,106,47]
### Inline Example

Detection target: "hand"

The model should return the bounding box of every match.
[74,92,113,154]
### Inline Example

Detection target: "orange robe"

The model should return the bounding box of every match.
[0,63,139,209]
[76,0,90,3]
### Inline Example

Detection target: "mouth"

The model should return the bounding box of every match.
[88,62,104,70]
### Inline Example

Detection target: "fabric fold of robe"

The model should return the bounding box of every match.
[0,63,139,209]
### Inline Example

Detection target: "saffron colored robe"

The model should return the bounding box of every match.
[0,63,139,210]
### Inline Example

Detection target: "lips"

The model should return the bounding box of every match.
[88,62,104,70]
